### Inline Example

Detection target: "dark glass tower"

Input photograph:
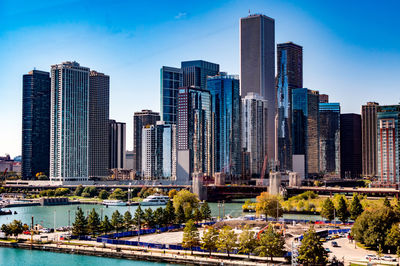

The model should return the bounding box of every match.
[181,60,219,90]
[340,114,362,178]
[160,66,183,124]
[276,42,303,171]
[22,70,51,179]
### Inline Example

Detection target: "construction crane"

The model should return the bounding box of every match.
[1,168,8,186]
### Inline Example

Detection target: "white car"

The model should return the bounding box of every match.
[382,255,396,262]
[365,254,378,261]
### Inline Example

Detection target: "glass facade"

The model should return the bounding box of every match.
[160,66,182,124]
[340,114,362,179]
[155,122,176,179]
[181,60,219,90]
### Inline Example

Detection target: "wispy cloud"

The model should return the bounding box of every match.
[174,12,187,19]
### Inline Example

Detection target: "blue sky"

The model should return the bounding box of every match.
[1,0,400,157]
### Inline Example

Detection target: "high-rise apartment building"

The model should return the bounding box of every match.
[377,105,400,185]
[109,120,126,169]
[276,42,303,171]
[340,114,362,178]
[176,86,211,183]
[160,66,183,124]
[208,74,242,177]
[133,110,160,175]
[319,103,341,175]
[240,14,276,161]
[362,102,379,177]
[241,93,268,177]
[50,61,90,182]
[181,60,219,90]
[89,71,110,178]
[22,70,51,179]
[155,121,176,179]
[319,94,329,103]
[292,88,320,177]
[142,125,156,179]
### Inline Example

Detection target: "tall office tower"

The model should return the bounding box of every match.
[319,94,329,103]
[133,110,160,175]
[241,93,268,177]
[362,102,379,177]
[109,120,126,169]
[176,86,211,183]
[22,70,51,180]
[155,121,177,179]
[160,66,183,124]
[240,14,275,161]
[340,114,362,179]
[292,88,320,178]
[276,42,303,171]
[50,61,90,182]
[319,103,341,175]
[89,71,110,178]
[181,60,219,90]
[142,125,156,179]
[377,105,400,185]
[208,74,242,178]
[125,151,134,170]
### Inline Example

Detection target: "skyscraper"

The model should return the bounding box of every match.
[208,74,242,177]
[89,70,110,178]
[181,60,219,90]
[340,114,362,179]
[319,94,329,103]
[142,125,156,179]
[240,14,275,161]
[276,42,303,170]
[376,105,400,185]
[109,120,126,169]
[319,102,340,175]
[362,102,379,177]
[176,86,211,183]
[133,110,160,175]
[241,93,268,177]
[50,61,90,182]
[155,121,176,179]
[22,70,51,180]
[160,66,183,124]
[292,88,320,177]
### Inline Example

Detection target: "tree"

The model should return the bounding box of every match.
[133,205,144,229]
[255,192,283,220]
[100,215,113,234]
[72,208,87,236]
[143,208,155,228]
[385,223,400,250]
[123,211,133,230]
[255,225,285,261]
[37,174,49,180]
[297,227,328,265]
[216,226,237,257]
[55,188,70,197]
[173,190,199,213]
[74,185,84,196]
[238,225,257,258]
[193,208,202,223]
[98,189,109,200]
[350,194,363,220]
[111,210,124,233]
[82,186,97,198]
[168,189,178,199]
[165,200,175,225]
[87,208,101,236]
[320,197,335,221]
[109,188,127,201]
[184,207,193,221]
[201,226,219,255]
[176,204,186,224]
[200,202,212,222]
[337,196,350,223]
[154,207,166,228]
[7,220,24,238]
[1,224,11,237]
[181,219,200,255]
[384,197,392,208]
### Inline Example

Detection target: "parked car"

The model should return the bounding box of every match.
[382,255,396,262]
[325,248,332,253]
[365,254,378,261]
[331,241,338,247]
[23,230,31,235]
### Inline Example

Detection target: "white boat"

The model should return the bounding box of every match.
[102,200,126,206]
[141,195,170,206]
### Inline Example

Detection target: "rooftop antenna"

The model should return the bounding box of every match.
[249,9,251,15]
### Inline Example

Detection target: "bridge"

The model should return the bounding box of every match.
[286,186,400,198]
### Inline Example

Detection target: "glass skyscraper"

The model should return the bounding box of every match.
[160,66,182,124]
[181,60,219,90]
[340,114,362,179]
[109,120,126,169]
[155,121,176,179]
[208,74,242,177]
[50,61,90,182]
[22,70,51,180]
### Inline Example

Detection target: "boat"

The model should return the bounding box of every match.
[141,194,170,206]
[102,200,126,206]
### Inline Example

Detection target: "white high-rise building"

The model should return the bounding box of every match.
[142,125,156,179]
[50,61,90,182]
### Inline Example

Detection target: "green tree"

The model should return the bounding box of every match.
[337,196,350,223]
[193,208,202,223]
[82,186,97,197]
[320,197,335,221]
[256,192,283,220]
[255,225,285,261]
[168,189,178,199]
[238,225,257,258]
[87,208,101,236]
[154,207,165,228]
[201,226,219,255]
[216,226,237,257]
[100,215,113,234]
[37,174,49,180]
[143,208,155,228]
[111,210,124,233]
[350,194,364,220]
[1,224,11,236]
[200,202,212,221]
[384,197,392,208]
[55,188,70,197]
[7,220,24,238]
[181,219,200,255]
[385,223,400,250]
[176,204,186,224]
[74,185,84,196]
[297,227,328,265]
[184,207,193,222]
[173,190,199,213]
[123,211,133,230]
[165,200,175,225]
[98,189,109,200]
[109,188,127,200]
[133,205,144,229]
[72,208,87,236]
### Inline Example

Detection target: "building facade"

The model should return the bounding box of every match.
[319,103,340,175]
[276,42,303,171]
[160,66,183,124]
[292,88,320,177]
[340,114,362,178]
[89,71,110,178]
[142,125,156,179]
[241,93,268,177]
[240,14,275,161]
[109,120,126,170]
[50,61,90,182]
[362,102,379,177]
[181,60,219,90]
[155,121,176,179]
[208,74,242,177]
[22,70,51,180]
[319,94,329,103]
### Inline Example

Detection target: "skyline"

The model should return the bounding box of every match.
[2,0,400,157]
